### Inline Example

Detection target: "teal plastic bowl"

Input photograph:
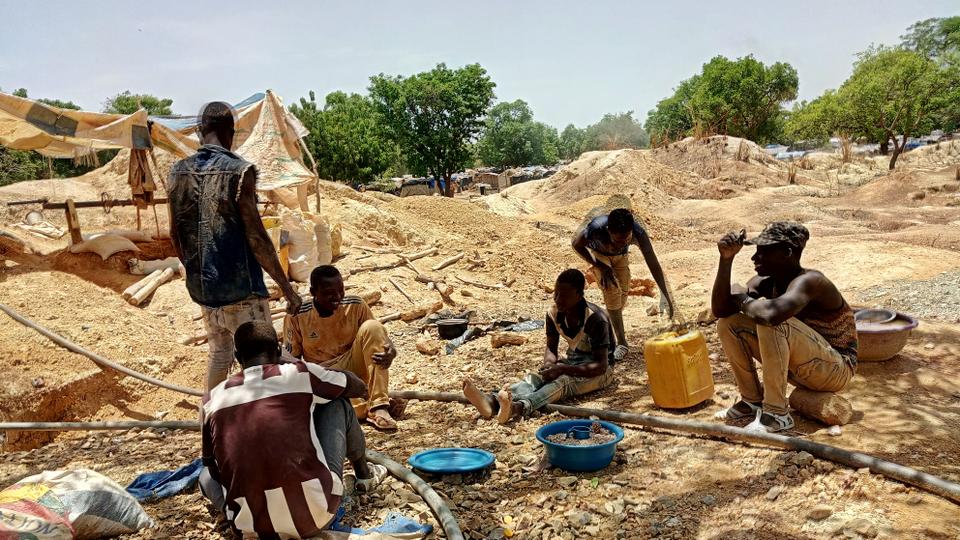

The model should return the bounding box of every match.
[536,420,624,472]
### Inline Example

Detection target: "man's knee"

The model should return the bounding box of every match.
[358,319,388,341]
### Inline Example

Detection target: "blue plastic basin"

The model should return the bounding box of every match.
[535,420,624,472]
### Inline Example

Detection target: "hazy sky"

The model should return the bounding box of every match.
[1,1,957,129]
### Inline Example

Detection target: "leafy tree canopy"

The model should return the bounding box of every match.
[476,99,559,167]
[646,55,798,144]
[290,90,400,185]
[370,63,495,196]
[103,91,173,115]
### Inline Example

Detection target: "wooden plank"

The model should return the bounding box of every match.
[64,199,82,245]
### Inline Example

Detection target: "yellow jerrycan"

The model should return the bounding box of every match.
[644,329,714,409]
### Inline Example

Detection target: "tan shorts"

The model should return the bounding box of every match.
[590,250,630,310]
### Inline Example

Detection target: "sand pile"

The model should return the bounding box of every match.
[648,136,796,197]
[518,149,688,210]
[896,140,960,168]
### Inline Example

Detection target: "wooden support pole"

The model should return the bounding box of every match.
[122,270,163,301]
[389,277,415,304]
[378,312,402,323]
[431,252,464,272]
[454,275,504,290]
[129,267,175,306]
[65,199,82,245]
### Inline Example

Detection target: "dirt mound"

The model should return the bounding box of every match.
[648,136,799,197]
[897,139,960,168]
[522,149,685,209]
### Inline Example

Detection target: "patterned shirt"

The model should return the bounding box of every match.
[283,296,373,365]
[201,361,347,539]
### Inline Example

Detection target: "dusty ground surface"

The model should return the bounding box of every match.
[2,137,960,539]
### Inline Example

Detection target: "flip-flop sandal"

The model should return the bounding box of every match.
[366,411,398,431]
[387,398,407,419]
[356,463,388,493]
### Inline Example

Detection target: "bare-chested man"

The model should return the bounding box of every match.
[711,221,858,432]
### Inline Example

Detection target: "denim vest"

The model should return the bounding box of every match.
[168,145,268,307]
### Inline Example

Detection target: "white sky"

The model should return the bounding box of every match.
[1,1,957,128]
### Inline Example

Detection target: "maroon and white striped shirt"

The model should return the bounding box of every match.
[202,361,347,539]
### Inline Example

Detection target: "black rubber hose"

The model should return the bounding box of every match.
[366,450,465,540]
[0,421,466,538]
[390,390,960,506]
[0,303,203,397]
[0,420,199,431]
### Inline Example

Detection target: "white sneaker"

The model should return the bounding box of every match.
[613,345,629,361]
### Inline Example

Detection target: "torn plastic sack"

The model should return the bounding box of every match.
[0,469,154,539]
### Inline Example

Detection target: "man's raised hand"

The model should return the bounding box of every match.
[718,230,745,260]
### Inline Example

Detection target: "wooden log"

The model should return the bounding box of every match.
[129,267,175,306]
[361,290,382,306]
[431,252,464,272]
[491,332,527,348]
[400,301,443,322]
[65,199,82,245]
[789,388,854,426]
[389,277,415,304]
[454,275,504,290]
[379,312,402,324]
[122,270,162,301]
[181,334,208,346]
[401,247,439,260]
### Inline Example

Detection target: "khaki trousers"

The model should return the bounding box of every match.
[201,297,271,391]
[717,313,854,415]
[590,251,631,310]
[326,320,392,419]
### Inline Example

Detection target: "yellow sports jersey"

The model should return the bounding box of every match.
[283,296,373,365]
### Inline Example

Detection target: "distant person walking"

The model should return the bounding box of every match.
[168,101,301,390]
[571,208,674,360]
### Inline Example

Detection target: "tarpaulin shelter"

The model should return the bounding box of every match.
[0,90,317,196]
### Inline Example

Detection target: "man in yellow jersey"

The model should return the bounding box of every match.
[284,265,404,430]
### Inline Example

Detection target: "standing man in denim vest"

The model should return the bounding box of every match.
[168,101,302,390]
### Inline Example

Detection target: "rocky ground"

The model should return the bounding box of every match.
[2,140,960,539]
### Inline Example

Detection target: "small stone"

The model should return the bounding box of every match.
[765,486,784,501]
[845,517,878,538]
[646,304,659,316]
[808,505,833,521]
[487,527,506,539]
[584,525,600,536]
[405,373,419,384]
[653,495,676,510]
[790,451,815,467]
[554,490,568,501]
[827,425,842,437]
[701,495,717,506]
[924,342,935,350]
[557,476,578,487]
[31,377,45,389]
[665,517,681,528]
[781,465,798,478]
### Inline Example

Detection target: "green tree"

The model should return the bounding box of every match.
[645,77,698,145]
[370,63,496,196]
[290,90,400,185]
[559,124,586,160]
[103,91,173,115]
[645,55,798,144]
[476,99,559,167]
[583,111,649,150]
[901,17,960,63]
[838,46,956,169]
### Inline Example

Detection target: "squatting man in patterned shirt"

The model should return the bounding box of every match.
[199,320,387,539]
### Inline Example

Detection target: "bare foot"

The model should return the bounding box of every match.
[496,389,517,424]
[463,378,494,419]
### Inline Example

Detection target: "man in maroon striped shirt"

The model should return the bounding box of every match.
[200,321,385,539]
